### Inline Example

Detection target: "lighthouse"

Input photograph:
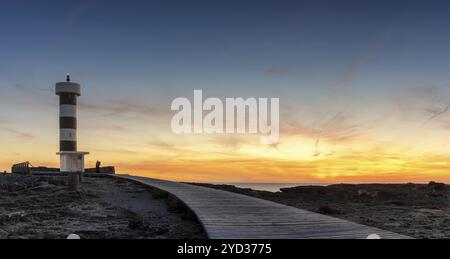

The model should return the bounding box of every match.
[55,74,89,191]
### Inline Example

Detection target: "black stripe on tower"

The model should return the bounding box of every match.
[60,117,77,129]
[60,93,77,105]
[60,141,77,152]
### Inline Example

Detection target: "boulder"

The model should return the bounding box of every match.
[317,205,341,215]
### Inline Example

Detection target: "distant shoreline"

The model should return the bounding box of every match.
[203,182,450,193]
[213,183,329,192]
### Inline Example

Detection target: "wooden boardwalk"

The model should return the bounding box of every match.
[114,175,409,239]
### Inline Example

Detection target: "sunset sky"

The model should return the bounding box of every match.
[1,0,450,183]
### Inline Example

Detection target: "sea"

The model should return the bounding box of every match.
[217,183,329,193]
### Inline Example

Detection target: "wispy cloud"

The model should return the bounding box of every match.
[14,84,53,95]
[336,30,392,86]
[394,82,450,126]
[80,99,168,117]
[147,139,179,150]
[210,135,253,150]
[0,127,35,140]
[88,125,131,132]
[0,84,55,110]
[281,113,363,156]
[9,84,168,119]
[424,105,450,123]
[313,114,362,156]
[88,147,140,155]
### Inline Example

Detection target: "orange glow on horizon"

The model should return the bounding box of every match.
[113,154,450,184]
[1,107,450,184]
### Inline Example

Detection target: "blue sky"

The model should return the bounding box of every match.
[1,0,450,98]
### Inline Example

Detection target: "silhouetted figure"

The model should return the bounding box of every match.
[96,161,101,174]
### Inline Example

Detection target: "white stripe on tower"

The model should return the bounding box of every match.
[60,105,77,118]
[60,129,77,142]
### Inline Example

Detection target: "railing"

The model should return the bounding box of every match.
[11,162,31,175]
[11,162,115,175]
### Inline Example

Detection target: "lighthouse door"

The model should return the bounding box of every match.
[76,155,84,172]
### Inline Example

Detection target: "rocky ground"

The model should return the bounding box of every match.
[0,173,206,239]
[192,182,450,239]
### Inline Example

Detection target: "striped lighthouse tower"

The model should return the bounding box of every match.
[55,74,89,191]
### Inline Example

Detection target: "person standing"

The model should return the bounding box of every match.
[96,161,101,174]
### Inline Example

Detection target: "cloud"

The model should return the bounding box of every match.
[336,30,392,86]
[0,84,55,110]
[407,84,441,98]
[424,105,450,123]
[9,84,168,119]
[14,84,53,96]
[313,114,362,156]
[0,127,35,140]
[210,135,254,150]
[88,147,140,155]
[282,114,362,142]
[393,82,450,126]
[88,125,131,132]
[147,139,179,150]
[281,113,364,157]
[80,100,167,116]
[79,99,168,117]
[0,117,37,140]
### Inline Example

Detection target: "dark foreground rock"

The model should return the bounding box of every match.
[0,174,205,239]
[192,182,450,239]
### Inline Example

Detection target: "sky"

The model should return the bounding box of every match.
[1,0,450,183]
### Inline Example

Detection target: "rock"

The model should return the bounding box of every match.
[0,229,8,239]
[152,226,169,236]
[428,182,447,192]
[386,200,406,206]
[357,189,379,198]
[127,213,148,230]
[317,205,341,215]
